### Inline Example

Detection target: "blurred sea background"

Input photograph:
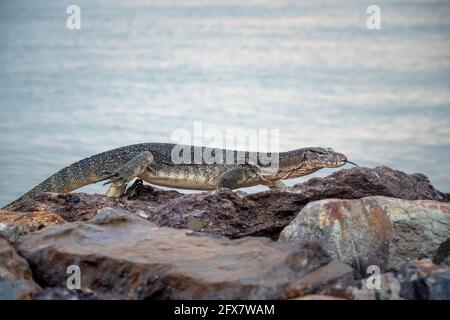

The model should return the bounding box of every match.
[0,0,449,206]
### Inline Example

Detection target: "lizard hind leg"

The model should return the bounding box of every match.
[217,166,260,190]
[102,151,154,198]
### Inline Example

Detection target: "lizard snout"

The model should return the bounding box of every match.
[332,152,348,167]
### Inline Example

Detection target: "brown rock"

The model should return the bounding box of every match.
[0,238,41,299]
[279,196,450,272]
[0,210,66,243]
[8,183,183,222]
[292,166,448,201]
[10,166,448,240]
[16,208,353,300]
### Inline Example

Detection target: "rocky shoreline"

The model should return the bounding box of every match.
[1,166,449,300]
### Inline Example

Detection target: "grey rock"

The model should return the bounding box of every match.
[280,196,450,272]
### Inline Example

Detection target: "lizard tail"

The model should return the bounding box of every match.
[2,154,108,211]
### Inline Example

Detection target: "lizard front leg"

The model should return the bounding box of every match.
[217,165,261,190]
[102,151,154,197]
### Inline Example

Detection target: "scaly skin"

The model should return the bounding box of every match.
[3,143,348,210]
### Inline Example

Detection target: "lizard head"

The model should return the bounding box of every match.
[278,147,353,178]
[303,147,348,168]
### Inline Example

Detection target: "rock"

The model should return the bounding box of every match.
[146,189,289,239]
[279,196,450,273]
[292,166,449,202]
[16,208,353,300]
[296,258,355,295]
[0,238,41,299]
[9,167,448,241]
[4,166,447,300]
[434,238,450,265]
[8,183,183,222]
[397,259,450,300]
[348,272,403,300]
[348,259,450,300]
[0,210,65,243]
[10,187,290,240]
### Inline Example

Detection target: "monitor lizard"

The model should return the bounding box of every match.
[3,143,355,210]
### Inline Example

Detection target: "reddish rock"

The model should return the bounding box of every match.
[0,210,65,243]
[16,208,353,300]
[0,238,41,299]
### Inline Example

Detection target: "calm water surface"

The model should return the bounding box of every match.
[0,0,449,206]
